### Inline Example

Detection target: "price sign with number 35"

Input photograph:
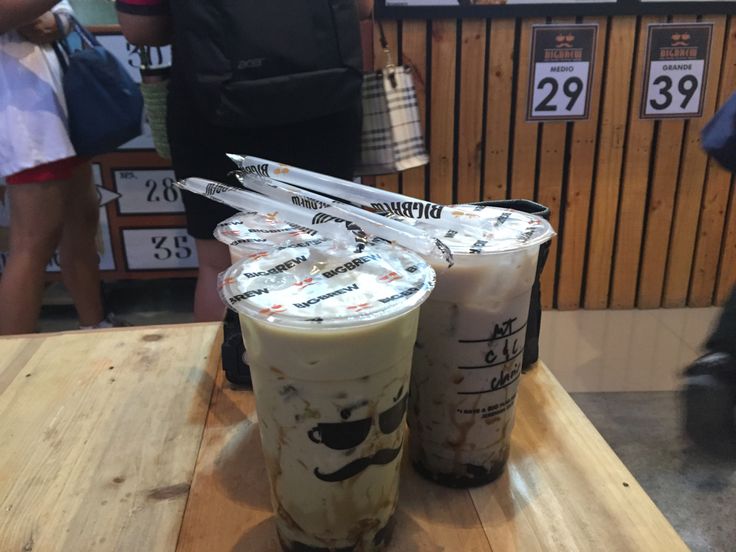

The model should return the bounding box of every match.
[527,24,598,122]
[641,23,713,119]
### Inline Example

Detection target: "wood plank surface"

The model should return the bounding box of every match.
[535,18,574,310]
[556,17,608,310]
[537,118,566,310]
[636,16,693,309]
[401,20,429,200]
[483,18,516,201]
[457,19,488,204]
[0,324,222,552]
[178,362,686,552]
[716,183,736,303]
[374,20,401,193]
[609,17,663,309]
[429,19,458,204]
[584,16,637,309]
[663,16,728,308]
[470,364,688,551]
[510,19,544,201]
[689,18,736,307]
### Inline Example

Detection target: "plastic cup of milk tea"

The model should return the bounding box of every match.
[219,240,435,551]
[409,204,554,487]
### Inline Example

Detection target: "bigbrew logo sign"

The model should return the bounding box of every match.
[641,23,713,119]
[527,24,598,122]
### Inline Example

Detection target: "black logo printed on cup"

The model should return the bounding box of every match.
[308,390,408,482]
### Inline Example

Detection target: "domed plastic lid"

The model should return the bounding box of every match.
[218,241,436,329]
[214,211,329,253]
[414,204,555,255]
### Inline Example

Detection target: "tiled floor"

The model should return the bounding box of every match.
[539,307,721,392]
[33,283,734,552]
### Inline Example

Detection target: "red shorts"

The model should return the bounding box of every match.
[5,157,85,185]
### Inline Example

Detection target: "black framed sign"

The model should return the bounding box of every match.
[377,0,736,18]
[640,23,713,119]
[527,24,598,122]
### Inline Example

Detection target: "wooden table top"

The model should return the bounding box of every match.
[0,325,688,551]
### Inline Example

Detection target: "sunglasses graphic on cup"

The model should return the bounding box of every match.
[308,394,408,450]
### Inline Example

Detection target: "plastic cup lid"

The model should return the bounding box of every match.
[214,211,329,253]
[219,240,436,329]
[414,204,555,255]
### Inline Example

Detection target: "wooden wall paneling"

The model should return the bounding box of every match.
[510,19,545,201]
[663,16,727,307]
[636,15,694,308]
[535,18,574,310]
[538,115,567,309]
[482,18,516,201]
[429,19,458,204]
[401,20,429,200]
[584,16,638,309]
[689,16,736,306]
[716,178,736,303]
[556,17,609,309]
[374,20,401,193]
[457,19,488,204]
[609,16,663,309]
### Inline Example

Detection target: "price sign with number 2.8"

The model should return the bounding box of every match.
[527,24,598,122]
[641,23,712,119]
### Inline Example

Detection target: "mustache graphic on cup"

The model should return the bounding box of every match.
[307,393,408,482]
[314,445,403,482]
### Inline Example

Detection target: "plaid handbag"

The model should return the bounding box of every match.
[355,24,429,176]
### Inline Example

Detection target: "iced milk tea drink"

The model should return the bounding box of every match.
[219,240,435,551]
[409,205,554,487]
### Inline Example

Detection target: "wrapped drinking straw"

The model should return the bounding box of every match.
[228,154,487,237]
[177,178,452,266]
[234,173,453,266]
[176,178,370,252]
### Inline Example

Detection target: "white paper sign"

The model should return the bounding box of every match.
[114,170,184,215]
[527,24,598,121]
[641,23,712,119]
[122,228,198,270]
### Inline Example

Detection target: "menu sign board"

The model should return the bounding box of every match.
[527,24,598,122]
[641,23,712,119]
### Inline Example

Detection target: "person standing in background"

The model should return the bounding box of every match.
[0,0,113,335]
[116,0,373,322]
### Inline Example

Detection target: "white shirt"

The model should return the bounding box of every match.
[0,1,76,178]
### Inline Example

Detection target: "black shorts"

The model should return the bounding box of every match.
[167,83,362,240]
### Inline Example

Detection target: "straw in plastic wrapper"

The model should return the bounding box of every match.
[176,178,370,252]
[228,154,485,237]
[234,172,453,267]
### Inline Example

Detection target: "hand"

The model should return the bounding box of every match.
[17,12,65,45]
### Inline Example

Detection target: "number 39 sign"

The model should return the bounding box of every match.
[641,23,713,119]
[527,24,598,122]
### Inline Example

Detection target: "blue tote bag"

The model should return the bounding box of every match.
[701,93,736,173]
[54,17,143,156]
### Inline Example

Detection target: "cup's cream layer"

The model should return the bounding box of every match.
[241,308,419,550]
[409,246,539,479]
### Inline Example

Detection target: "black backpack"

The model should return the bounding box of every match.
[172,0,364,128]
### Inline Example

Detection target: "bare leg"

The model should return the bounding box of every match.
[193,238,230,322]
[58,163,105,327]
[0,181,65,335]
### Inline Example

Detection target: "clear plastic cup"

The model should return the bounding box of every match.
[214,211,327,263]
[219,240,435,551]
[408,205,555,487]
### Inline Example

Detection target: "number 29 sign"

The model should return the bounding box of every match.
[527,24,598,122]
[641,23,713,119]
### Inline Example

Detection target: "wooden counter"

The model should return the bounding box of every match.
[0,325,687,551]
